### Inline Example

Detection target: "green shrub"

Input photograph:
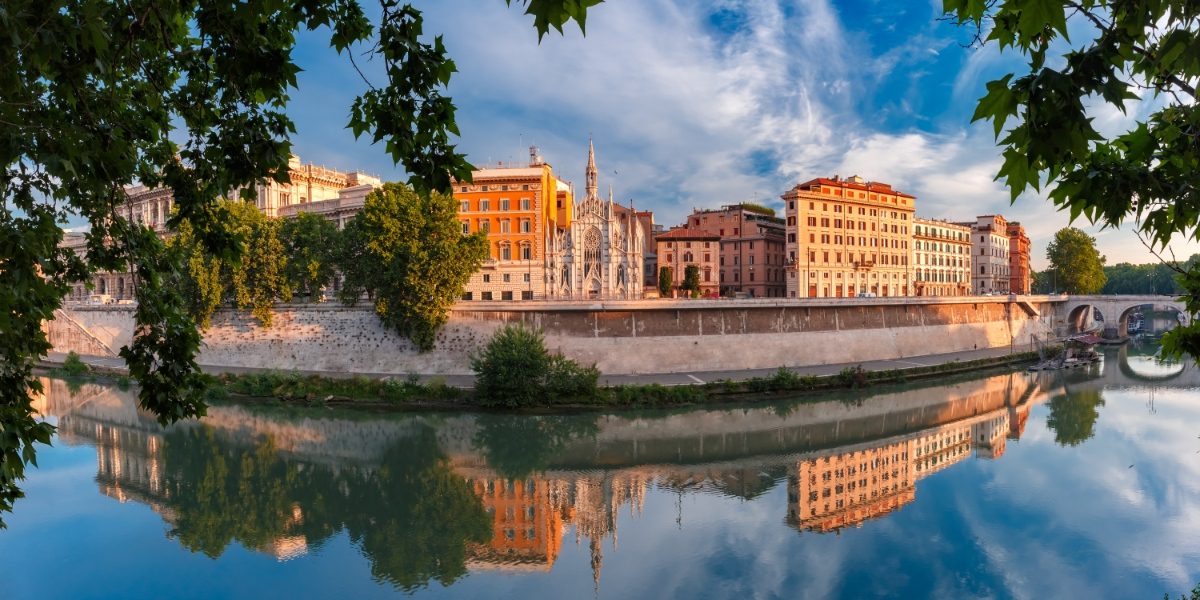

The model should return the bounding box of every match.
[471,325,598,407]
[837,365,869,389]
[61,351,89,377]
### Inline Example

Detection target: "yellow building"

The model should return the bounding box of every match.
[782,175,916,298]
[452,147,573,301]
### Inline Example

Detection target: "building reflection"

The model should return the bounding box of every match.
[35,366,1064,588]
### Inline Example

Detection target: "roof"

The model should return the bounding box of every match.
[792,176,915,199]
[655,227,720,241]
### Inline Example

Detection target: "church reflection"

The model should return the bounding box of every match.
[38,352,1156,591]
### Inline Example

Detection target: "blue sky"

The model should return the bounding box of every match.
[280,0,1198,270]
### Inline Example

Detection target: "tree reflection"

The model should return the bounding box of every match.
[1046,390,1106,447]
[473,414,600,479]
[157,424,491,592]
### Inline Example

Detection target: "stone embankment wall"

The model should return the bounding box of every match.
[47,297,1063,376]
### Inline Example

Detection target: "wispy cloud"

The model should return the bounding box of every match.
[278,0,1200,266]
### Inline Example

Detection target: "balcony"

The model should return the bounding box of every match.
[853,260,875,270]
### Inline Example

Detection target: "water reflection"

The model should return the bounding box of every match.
[26,345,1200,596]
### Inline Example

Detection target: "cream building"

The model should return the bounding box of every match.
[65,155,378,303]
[912,218,972,297]
[782,175,916,298]
[962,215,1011,295]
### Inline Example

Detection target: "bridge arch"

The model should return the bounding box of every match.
[1117,303,1187,337]
[1062,295,1189,338]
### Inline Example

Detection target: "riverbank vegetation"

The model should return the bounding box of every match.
[189,349,1038,412]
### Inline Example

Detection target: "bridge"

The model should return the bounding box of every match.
[1059,294,1190,337]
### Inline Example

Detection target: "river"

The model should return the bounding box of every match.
[3,342,1199,599]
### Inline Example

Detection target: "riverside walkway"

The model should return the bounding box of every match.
[43,345,1028,389]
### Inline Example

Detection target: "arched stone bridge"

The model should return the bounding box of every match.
[1061,295,1190,336]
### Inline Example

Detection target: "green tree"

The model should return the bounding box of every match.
[351,183,488,351]
[1046,389,1106,447]
[658,266,672,297]
[1046,228,1107,294]
[168,219,226,329]
[280,212,339,302]
[226,202,292,326]
[0,0,601,524]
[683,264,701,298]
[334,216,377,304]
[944,0,1200,358]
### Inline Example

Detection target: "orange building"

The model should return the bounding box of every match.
[452,147,573,301]
[782,175,917,298]
[1007,221,1031,294]
[467,477,568,570]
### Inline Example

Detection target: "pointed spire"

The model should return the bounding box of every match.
[586,137,598,201]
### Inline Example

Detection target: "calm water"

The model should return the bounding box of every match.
[4,343,1200,599]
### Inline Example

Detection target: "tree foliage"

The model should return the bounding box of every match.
[226,202,292,326]
[1046,227,1107,294]
[683,264,701,298]
[658,266,672,297]
[0,0,600,525]
[1046,389,1106,447]
[280,212,339,302]
[944,0,1200,357]
[1100,255,1200,295]
[348,183,488,351]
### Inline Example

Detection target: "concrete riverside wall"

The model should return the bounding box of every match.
[46,296,1062,376]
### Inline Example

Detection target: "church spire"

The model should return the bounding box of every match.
[586,137,598,201]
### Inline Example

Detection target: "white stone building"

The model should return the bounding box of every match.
[546,142,645,299]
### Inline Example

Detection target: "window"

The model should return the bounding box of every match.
[520,198,531,210]
[482,291,493,300]
[480,199,490,211]
[522,184,529,190]
[501,291,513,300]
[501,245,512,260]
[461,291,473,300]
[460,186,468,193]
[521,290,533,300]
[480,220,490,233]
[503,273,511,282]
[461,221,469,234]
[500,220,511,233]
[500,198,510,210]
[481,185,489,192]
[500,185,509,191]
[523,272,531,282]
[520,219,531,233]
[482,274,491,283]
[460,200,469,211]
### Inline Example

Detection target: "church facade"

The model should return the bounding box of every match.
[546,142,645,300]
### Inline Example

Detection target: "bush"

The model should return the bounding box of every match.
[471,325,598,407]
[61,351,89,377]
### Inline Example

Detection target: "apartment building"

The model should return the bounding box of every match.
[912,218,972,297]
[962,215,1011,294]
[684,204,787,298]
[782,175,916,298]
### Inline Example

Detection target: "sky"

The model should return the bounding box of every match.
[278,0,1200,270]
